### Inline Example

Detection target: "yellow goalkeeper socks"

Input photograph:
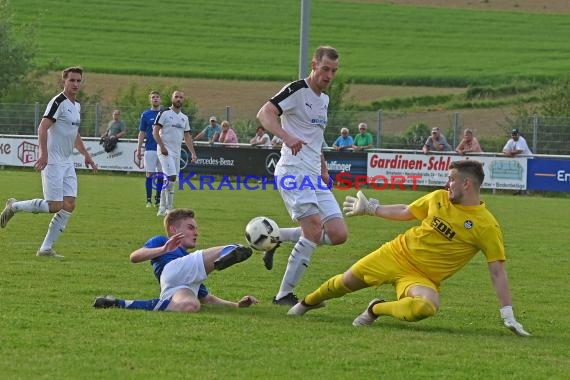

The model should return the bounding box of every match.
[371,296,437,322]
[304,274,351,306]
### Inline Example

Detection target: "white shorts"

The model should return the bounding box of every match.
[159,250,207,301]
[158,151,180,178]
[275,164,342,222]
[144,150,162,173]
[41,163,77,201]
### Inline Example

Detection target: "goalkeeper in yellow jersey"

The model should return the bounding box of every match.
[288,160,530,336]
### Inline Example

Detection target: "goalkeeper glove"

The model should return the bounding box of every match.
[343,191,379,217]
[500,306,531,337]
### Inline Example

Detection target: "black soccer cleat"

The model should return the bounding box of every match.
[272,293,299,306]
[214,245,253,270]
[93,295,120,309]
[262,242,281,270]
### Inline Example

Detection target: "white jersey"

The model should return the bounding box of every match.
[270,79,328,175]
[502,136,533,156]
[252,133,271,147]
[43,93,81,165]
[155,107,191,154]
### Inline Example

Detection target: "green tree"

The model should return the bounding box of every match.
[539,76,570,117]
[324,74,357,144]
[507,76,570,154]
[0,0,48,102]
[403,122,431,149]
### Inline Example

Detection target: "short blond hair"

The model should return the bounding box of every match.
[62,66,83,80]
[164,209,195,235]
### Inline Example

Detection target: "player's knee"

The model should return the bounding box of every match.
[48,201,64,213]
[323,218,348,245]
[409,297,437,321]
[176,299,201,313]
[302,224,323,243]
[168,175,177,182]
[329,229,348,245]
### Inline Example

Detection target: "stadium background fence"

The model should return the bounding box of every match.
[1,103,569,155]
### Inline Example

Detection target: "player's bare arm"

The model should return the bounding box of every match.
[257,101,304,155]
[136,131,145,160]
[152,124,167,155]
[201,294,258,308]
[488,260,512,307]
[320,154,330,184]
[130,233,184,263]
[183,132,197,163]
[74,134,97,172]
[376,204,414,220]
[34,118,54,171]
[488,260,531,336]
[343,191,414,220]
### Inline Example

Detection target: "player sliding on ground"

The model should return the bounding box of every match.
[288,160,531,336]
[94,208,257,312]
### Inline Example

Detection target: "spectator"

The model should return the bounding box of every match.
[502,129,533,157]
[271,135,283,148]
[250,126,271,148]
[194,116,221,145]
[332,127,353,151]
[352,122,373,151]
[455,129,483,155]
[218,120,239,146]
[103,109,126,139]
[422,127,452,154]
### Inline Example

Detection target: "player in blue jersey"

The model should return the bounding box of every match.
[136,91,163,208]
[93,209,258,312]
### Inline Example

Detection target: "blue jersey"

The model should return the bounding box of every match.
[145,235,208,298]
[139,108,161,151]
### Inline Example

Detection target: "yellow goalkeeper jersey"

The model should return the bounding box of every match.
[389,189,506,285]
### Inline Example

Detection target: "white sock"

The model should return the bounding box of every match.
[166,182,175,209]
[280,227,302,243]
[40,210,71,251]
[159,187,167,210]
[12,199,49,213]
[276,236,317,299]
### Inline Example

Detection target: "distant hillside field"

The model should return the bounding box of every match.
[12,0,570,85]
[15,0,570,139]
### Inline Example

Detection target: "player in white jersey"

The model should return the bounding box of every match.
[153,90,197,216]
[256,46,348,305]
[0,67,97,258]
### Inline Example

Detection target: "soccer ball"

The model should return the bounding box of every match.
[245,216,280,251]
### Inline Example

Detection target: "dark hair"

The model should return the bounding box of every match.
[164,209,196,234]
[313,45,339,63]
[449,160,485,186]
[62,66,83,80]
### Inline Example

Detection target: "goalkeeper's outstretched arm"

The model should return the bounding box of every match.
[343,190,414,220]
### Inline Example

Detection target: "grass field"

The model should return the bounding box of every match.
[0,169,568,379]
[11,0,570,85]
